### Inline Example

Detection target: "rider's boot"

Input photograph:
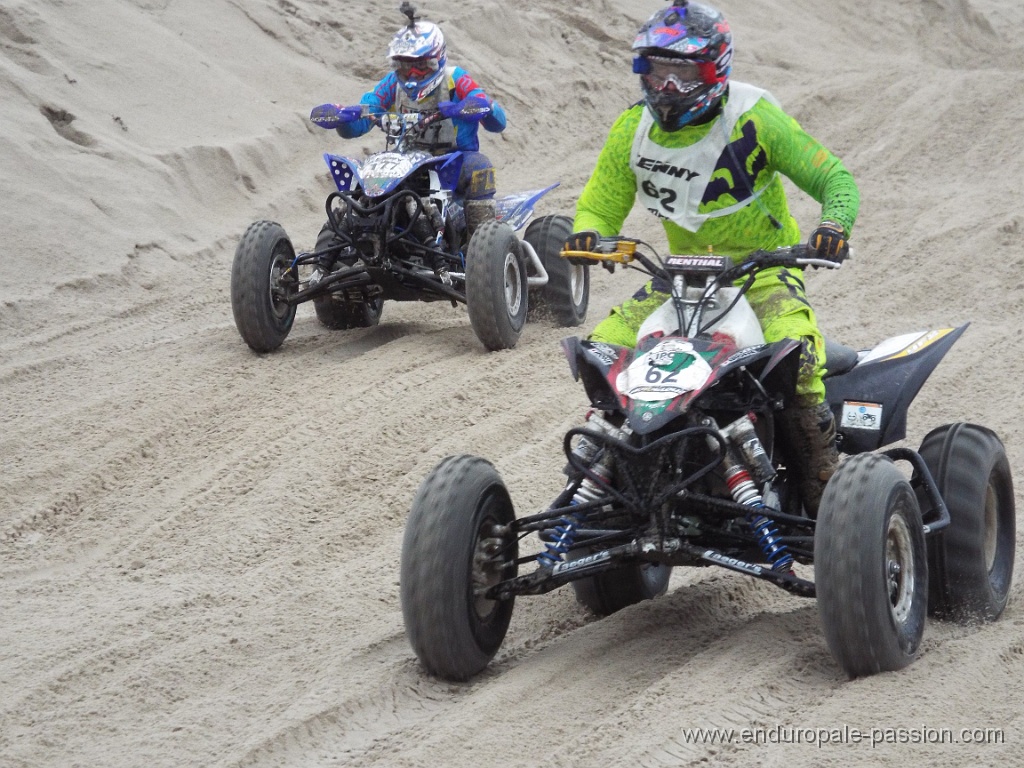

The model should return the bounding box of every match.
[465,199,496,250]
[777,401,840,518]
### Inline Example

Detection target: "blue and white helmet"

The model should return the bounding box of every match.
[388,19,448,102]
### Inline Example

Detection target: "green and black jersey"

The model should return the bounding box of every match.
[574,83,860,260]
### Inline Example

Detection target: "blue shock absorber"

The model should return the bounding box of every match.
[725,466,794,573]
[746,512,794,572]
[537,513,581,568]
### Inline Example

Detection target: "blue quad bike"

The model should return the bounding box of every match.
[230,101,589,353]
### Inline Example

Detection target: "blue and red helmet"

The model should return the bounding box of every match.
[388,18,448,102]
[632,2,733,131]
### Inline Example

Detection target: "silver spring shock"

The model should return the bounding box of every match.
[539,413,626,567]
[567,411,626,505]
[572,455,613,506]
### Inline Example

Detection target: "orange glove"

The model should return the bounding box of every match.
[562,230,602,265]
[808,221,849,262]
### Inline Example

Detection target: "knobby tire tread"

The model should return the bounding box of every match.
[465,220,527,351]
[230,220,296,353]
[525,214,589,327]
[400,454,516,681]
[815,453,927,678]
[918,422,1015,621]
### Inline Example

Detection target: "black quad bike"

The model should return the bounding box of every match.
[230,102,588,353]
[400,237,1015,680]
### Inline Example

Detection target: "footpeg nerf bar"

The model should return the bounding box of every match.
[518,239,550,289]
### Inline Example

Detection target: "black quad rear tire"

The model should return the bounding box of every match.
[311,223,383,330]
[815,453,928,678]
[230,220,297,353]
[569,551,671,616]
[465,220,528,351]
[917,423,1015,621]
[524,214,589,327]
[400,455,518,681]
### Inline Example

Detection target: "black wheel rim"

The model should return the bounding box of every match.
[470,493,512,624]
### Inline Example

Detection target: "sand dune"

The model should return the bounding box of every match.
[2,1,1023,766]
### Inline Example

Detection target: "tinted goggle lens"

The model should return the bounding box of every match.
[634,56,714,90]
[393,57,439,80]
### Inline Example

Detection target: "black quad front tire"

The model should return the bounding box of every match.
[465,220,528,351]
[400,455,518,681]
[815,453,928,678]
[230,220,297,353]
[524,214,589,327]
[311,223,383,330]
[917,423,1015,621]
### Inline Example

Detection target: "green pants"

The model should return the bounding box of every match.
[589,266,826,406]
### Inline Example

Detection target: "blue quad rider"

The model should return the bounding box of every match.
[336,2,508,244]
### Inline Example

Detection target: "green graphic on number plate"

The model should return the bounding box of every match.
[617,339,714,403]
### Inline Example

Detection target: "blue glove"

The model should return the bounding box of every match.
[309,104,363,129]
[437,100,461,120]
[438,95,491,121]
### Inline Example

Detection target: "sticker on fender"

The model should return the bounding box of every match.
[616,339,712,402]
[841,401,882,430]
[362,154,415,179]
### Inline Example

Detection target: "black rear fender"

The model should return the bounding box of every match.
[825,325,968,453]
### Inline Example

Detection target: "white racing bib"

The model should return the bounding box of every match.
[394,66,457,150]
[631,81,779,232]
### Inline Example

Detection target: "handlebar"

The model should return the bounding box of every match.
[561,236,843,279]
[562,236,641,265]
[725,244,841,275]
[309,100,491,134]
